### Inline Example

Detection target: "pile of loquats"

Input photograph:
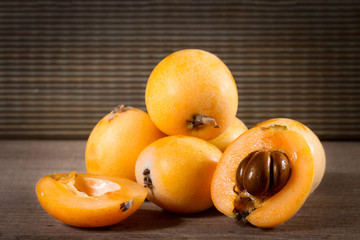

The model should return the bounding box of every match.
[36,49,326,228]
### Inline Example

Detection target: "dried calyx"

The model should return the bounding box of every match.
[120,199,134,212]
[108,104,131,120]
[186,114,220,129]
[143,168,153,188]
[233,150,291,221]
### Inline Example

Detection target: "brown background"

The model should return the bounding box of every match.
[1,0,360,140]
[1,1,360,239]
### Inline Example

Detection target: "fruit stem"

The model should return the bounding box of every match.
[108,104,130,120]
[186,114,220,129]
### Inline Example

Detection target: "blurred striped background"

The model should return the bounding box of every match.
[1,0,359,139]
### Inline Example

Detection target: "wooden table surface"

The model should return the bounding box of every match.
[1,140,359,239]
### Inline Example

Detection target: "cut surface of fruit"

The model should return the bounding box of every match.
[36,172,147,227]
[145,49,238,140]
[73,175,121,197]
[211,125,315,228]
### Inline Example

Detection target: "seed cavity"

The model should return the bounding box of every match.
[186,114,220,129]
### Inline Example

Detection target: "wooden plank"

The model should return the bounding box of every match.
[0,140,359,238]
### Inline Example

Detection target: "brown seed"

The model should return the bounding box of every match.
[235,151,256,191]
[269,151,291,194]
[243,151,271,197]
[236,150,291,198]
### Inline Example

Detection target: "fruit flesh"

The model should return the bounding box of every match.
[209,117,248,152]
[135,135,222,214]
[36,172,147,227]
[86,107,165,181]
[211,125,315,228]
[145,49,238,141]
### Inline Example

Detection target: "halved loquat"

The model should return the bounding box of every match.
[135,136,222,214]
[36,172,147,227]
[211,120,326,228]
[86,105,165,181]
[145,49,238,140]
[209,117,248,152]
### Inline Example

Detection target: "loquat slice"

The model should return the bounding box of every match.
[36,172,147,227]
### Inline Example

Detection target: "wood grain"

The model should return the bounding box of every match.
[1,0,360,140]
[0,140,359,239]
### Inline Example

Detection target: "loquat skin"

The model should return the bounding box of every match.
[211,121,325,228]
[145,49,238,141]
[85,105,165,181]
[209,117,248,152]
[135,135,222,214]
[36,172,147,228]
